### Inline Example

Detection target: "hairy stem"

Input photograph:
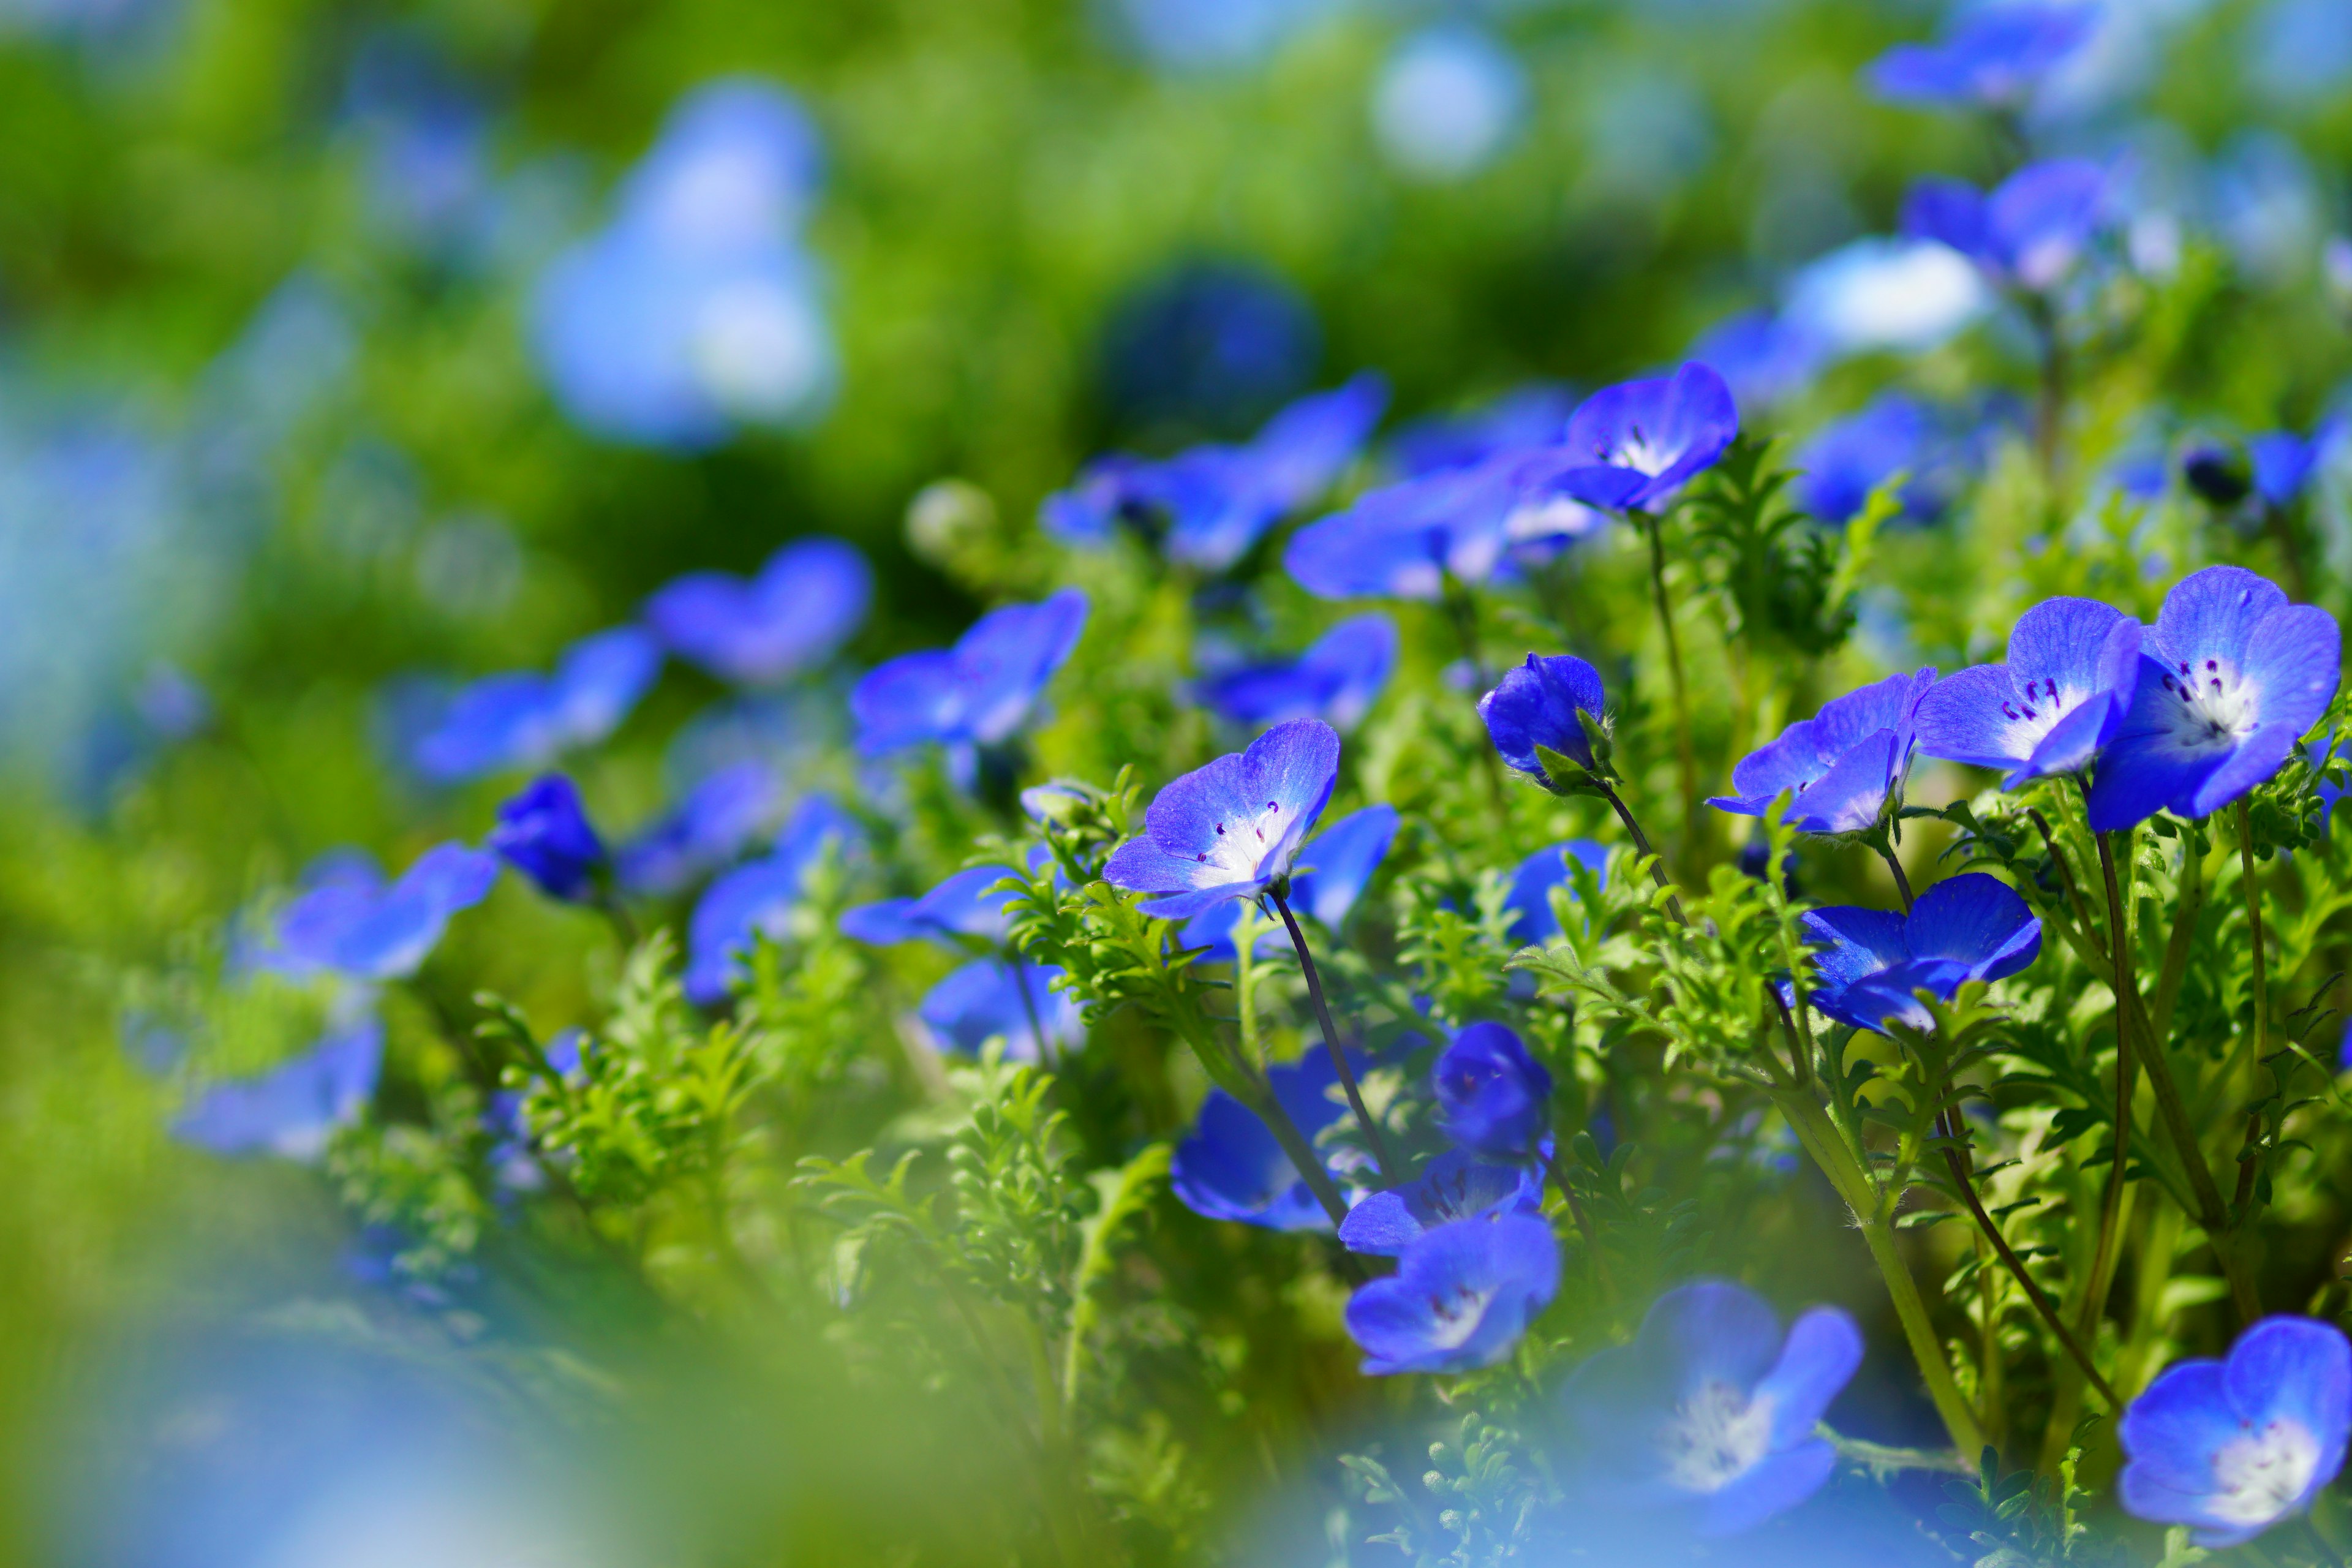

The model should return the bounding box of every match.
[1272,889,1396,1186]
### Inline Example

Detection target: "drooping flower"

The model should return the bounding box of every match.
[683,796,863,1004]
[851,588,1090,768]
[1434,1022,1552,1161]
[1479,653,1607,786]
[1177,802,1398,960]
[1561,1279,1862,1536]
[1709,669,1939,836]
[1338,1147,1544,1257]
[1912,597,2142,788]
[1553,363,1740,513]
[408,625,663,785]
[489,774,608,903]
[918,957,1086,1061]
[1170,1046,1369,1231]
[644,536,872,685]
[1504,840,1610,945]
[2086,566,2342,831]
[615,761,786,895]
[2119,1316,2352,1547]
[1865,4,2098,110]
[174,1016,386,1161]
[1344,1214,1559,1374]
[1104,718,1340,921]
[1902,160,2109,294]
[1799,872,2042,1033]
[1192,614,1398,731]
[249,843,500,982]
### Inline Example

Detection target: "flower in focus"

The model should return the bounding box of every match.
[1338,1146,1544,1256]
[2119,1316,2351,1547]
[645,536,872,685]
[683,795,863,1004]
[249,843,500,981]
[917,957,1085,1061]
[2086,566,2341,831]
[1479,653,1607,786]
[1104,717,1340,919]
[175,1016,386,1161]
[1561,1279,1861,1536]
[1799,872,2041,1033]
[1344,1214,1559,1374]
[850,589,1090,774]
[1902,160,2109,294]
[1866,3,2097,110]
[615,761,786,895]
[1504,840,1610,945]
[1555,363,1740,513]
[1434,1021,1551,1160]
[488,774,608,903]
[1191,613,1397,731]
[1178,801,1396,959]
[1170,1046,1368,1230]
[1912,596,2142,788]
[1709,669,1939,836]
[407,626,663,785]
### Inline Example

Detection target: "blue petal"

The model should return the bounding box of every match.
[1635,1279,1782,1396]
[1504,840,1610,945]
[645,536,872,684]
[2225,1317,2352,1476]
[1694,1440,1838,1537]
[1478,654,1606,778]
[1754,1305,1864,1449]
[1292,803,1398,930]
[1782,726,1903,835]
[919,958,1083,1060]
[1346,1214,1559,1374]
[954,587,1091,746]
[2120,1359,2242,1510]
[1986,159,2106,290]
[1902,872,2041,981]
[332,842,499,979]
[174,1017,386,1161]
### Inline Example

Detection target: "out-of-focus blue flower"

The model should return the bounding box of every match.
[2120,1316,2351,1547]
[1479,653,1606,785]
[1687,311,1828,413]
[646,536,872,685]
[683,795,863,1004]
[1710,670,1938,836]
[1105,718,1340,920]
[1866,4,2098,110]
[1504,840,1610,945]
[1782,238,1991,356]
[918,958,1085,1061]
[488,774,607,903]
[1107,0,1344,74]
[1914,597,2141,789]
[1902,159,2108,293]
[1098,260,1319,435]
[1801,872,2041,1033]
[1369,23,1528,183]
[2087,567,2340,831]
[2250,426,2333,508]
[1556,364,1740,513]
[1561,1279,1861,1536]
[840,861,1025,948]
[1043,375,1386,571]
[1434,1021,1551,1160]
[616,760,785,895]
[249,843,499,982]
[1171,1045,1368,1230]
[2245,0,2352,105]
[408,625,662,784]
[134,662,211,739]
[1344,1214,1559,1374]
[1338,1147,1544,1256]
[851,589,1090,766]
[1284,442,1602,599]
[1389,385,1576,478]
[343,31,494,260]
[1793,394,1964,526]
[175,1016,386,1161]
[1178,801,1398,959]
[1193,614,1397,731]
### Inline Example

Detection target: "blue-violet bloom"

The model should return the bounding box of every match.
[1902,160,2108,293]
[1104,717,1340,920]
[1913,597,2142,788]
[1193,613,1398,731]
[175,1016,386,1162]
[851,588,1090,763]
[410,625,662,783]
[646,536,872,684]
[1555,363,1740,513]
[257,843,500,981]
[488,774,607,903]
[1479,653,1607,785]
[1338,1147,1545,1257]
[1800,872,2041,1033]
[1866,3,2097,109]
[841,863,1023,948]
[1177,802,1397,960]
[1283,445,1601,600]
[2250,426,2333,508]
[1434,1021,1552,1161]
[1709,669,1939,835]
[1345,1215,1560,1375]
[684,796,863,1004]
[918,957,1085,1061]
[616,761,784,895]
[1793,393,1959,526]
[1504,840,1610,945]
[1171,1045,1370,1231]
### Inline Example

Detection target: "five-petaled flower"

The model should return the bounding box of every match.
[1338,1145,1544,1257]
[1554,362,1740,513]
[489,773,608,903]
[1433,1021,1553,1161]
[1104,718,1341,920]
[1344,1213,1559,1374]
[1798,872,2042,1033]
[1709,669,1939,835]
[1913,596,2141,788]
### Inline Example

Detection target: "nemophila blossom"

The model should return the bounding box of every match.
[616,761,783,895]
[918,957,1085,1061]
[851,588,1090,767]
[645,536,872,685]
[1554,362,1740,513]
[1913,597,2142,788]
[1866,3,2097,110]
[409,626,662,784]
[1105,718,1340,921]
[175,1016,385,1161]
[1793,393,1961,526]
[1434,1022,1552,1160]
[1344,1214,1559,1375]
[2250,425,2335,507]
[1338,1147,1544,1256]
[1562,1280,1862,1536]
[1902,160,2109,294]
[684,796,863,1004]
[1098,260,1318,431]
[1193,613,1398,731]
[2119,1316,2352,1547]
[1800,872,2041,1033]
[488,774,606,903]
[1710,669,1939,836]
[1479,653,1606,786]
[840,862,1022,948]
[250,843,499,982]
[2086,566,2342,831]
[1171,1046,1369,1231]
[1504,840,1610,944]
[1688,311,1828,413]
[1178,802,1397,960]
[1388,384,1575,477]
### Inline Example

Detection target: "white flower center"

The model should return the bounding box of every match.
[1196,797,1294,879]
[1423,1280,1496,1350]
[2207,1418,2321,1529]
[1659,1379,1775,1494]
[1999,671,2079,747]
[1598,423,1673,476]
[2155,655,2261,756]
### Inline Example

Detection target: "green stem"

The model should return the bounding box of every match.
[2233,800,2272,1214]
[2080,829,2138,1352]
[1540,1146,1615,1300]
[1272,889,1396,1185]
[1635,508,1700,862]
[1871,831,1915,910]
[1596,780,1687,926]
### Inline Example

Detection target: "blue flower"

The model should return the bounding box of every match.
[646,537,872,685]
[1193,614,1398,731]
[2119,1316,2352,1547]
[1284,444,1600,600]
[175,1016,385,1161]
[1902,160,2109,294]
[840,848,1057,947]
[1434,1021,1552,1160]
[252,843,499,981]
[1504,840,1610,944]
[1913,597,2142,788]
[1479,652,1608,785]
[1687,311,1828,413]
[1709,669,1939,836]
[1561,1280,1861,1536]
[683,795,863,1004]
[918,958,1085,1061]
[1171,1046,1369,1231]
[1555,363,1740,513]
[488,773,607,903]
[851,588,1090,764]
[1104,718,1340,920]
[1389,385,1577,477]
[1800,872,2041,1033]
[1792,393,1962,526]
[2086,566,2342,831]
[1782,236,1991,356]
[1369,22,1529,183]
[409,625,662,784]
[2250,424,2335,507]
[1866,4,2097,110]
[615,761,785,896]
[1344,1215,1559,1374]
[1177,802,1398,959]
[1338,1147,1544,1257]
